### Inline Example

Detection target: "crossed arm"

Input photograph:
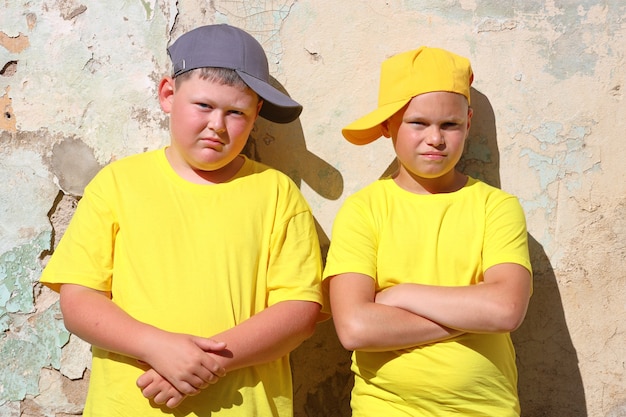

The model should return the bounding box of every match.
[328,262,532,352]
[59,284,320,408]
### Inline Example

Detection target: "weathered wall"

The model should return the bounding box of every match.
[1,1,624,416]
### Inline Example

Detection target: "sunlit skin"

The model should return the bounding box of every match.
[381,91,473,194]
[159,72,263,184]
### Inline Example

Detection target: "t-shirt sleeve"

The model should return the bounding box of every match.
[483,194,532,276]
[265,186,323,307]
[323,196,378,282]
[39,169,117,293]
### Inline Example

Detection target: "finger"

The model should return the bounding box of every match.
[173,379,201,396]
[198,355,227,379]
[152,390,172,405]
[136,371,155,389]
[210,362,227,378]
[193,337,227,352]
[166,393,187,408]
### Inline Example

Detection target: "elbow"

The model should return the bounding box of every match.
[301,318,317,341]
[333,318,369,351]
[296,303,322,342]
[491,303,528,333]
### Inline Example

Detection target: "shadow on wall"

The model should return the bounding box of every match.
[513,235,587,417]
[243,77,344,261]
[372,88,587,417]
[242,78,352,417]
[467,89,586,417]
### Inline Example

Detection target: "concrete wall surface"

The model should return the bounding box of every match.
[1,1,624,416]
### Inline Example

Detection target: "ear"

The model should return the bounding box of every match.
[256,99,264,118]
[158,77,175,113]
[466,106,473,133]
[381,120,391,138]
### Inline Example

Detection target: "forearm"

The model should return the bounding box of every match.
[207,300,320,372]
[329,273,462,352]
[59,283,163,361]
[337,302,462,352]
[62,283,227,396]
[377,264,532,333]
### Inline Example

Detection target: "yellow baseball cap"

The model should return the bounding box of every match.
[342,47,474,145]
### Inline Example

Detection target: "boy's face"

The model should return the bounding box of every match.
[159,72,262,182]
[382,91,472,192]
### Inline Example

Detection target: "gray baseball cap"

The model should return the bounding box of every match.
[167,24,302,124]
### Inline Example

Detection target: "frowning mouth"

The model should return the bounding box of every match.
[200,136,225,145]
[421,152,446,159]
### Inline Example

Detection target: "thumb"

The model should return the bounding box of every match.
[193,337,227,352]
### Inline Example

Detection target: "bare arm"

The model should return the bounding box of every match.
[208,299,320,370]
[137,299,321,407]
[329,273,463,352]
[59,284,226,395]
[375,263,532,333]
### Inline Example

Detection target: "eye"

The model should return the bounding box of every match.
[441,122,461,130]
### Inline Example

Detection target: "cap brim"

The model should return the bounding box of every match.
[237,72,302,124]
[341,99,410,145]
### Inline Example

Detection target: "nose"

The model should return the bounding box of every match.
[425,127,445,147]
[207,112,226,133]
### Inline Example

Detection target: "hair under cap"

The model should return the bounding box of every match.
[167,24,302,124]
[342,46,474,145]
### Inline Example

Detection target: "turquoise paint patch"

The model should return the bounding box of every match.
[0,303,69,402]
[0,233,51,330]
[400,0,475,20]
[0,233,71,402]
[139,0,154,20]
[531,122,564,146]
[522,122,600,221]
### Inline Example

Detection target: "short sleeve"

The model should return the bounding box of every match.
[40,169,118,293]
[483,194,532,275]
[266,186,323,307]
[323,196,378,282]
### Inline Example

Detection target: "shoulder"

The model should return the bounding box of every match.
[344,179,392,204]
[84,150,162,196]
[334,180,392,223]
[237,157,311,211]
[239,157,299,191]
[465,177,518,202]
[93,149,160,179]
[464,177,525,219]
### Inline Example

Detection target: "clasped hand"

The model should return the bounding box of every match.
[136,333,228,408]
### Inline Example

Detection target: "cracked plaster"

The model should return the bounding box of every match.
[0,1,625,416]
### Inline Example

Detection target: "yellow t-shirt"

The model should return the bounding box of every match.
[41,149,323,417]
[323,177,532,417]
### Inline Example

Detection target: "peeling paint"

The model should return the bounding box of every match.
[0,31,30,53]
[0,1,624,416]
[0,86,16,132]
[0,233,50,330]
[50,138,102,197]
[0,302,69,402]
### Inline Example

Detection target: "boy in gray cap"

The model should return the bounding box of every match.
[41,24,323,416]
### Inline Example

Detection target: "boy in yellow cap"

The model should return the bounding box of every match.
[323,47,532,416]
[40,24,323,416]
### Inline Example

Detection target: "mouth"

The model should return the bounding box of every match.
[421,152,446,159]
[200,136,224,145]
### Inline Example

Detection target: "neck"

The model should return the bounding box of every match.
[165,148,245,185]
[393,168,467,194]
